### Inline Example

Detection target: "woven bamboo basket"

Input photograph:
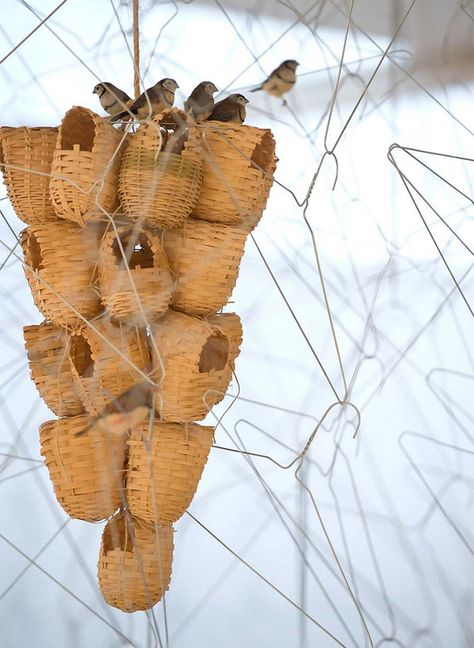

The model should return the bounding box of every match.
[39,415,127,521]
[187,122,276,226]
[23,321,84,416]
[118,109,203,229]
[68,316,149,416]
[127,421,214,524]
[98,511,173,612]
[99,225,173,324]
[50,106,122,226]
[20,220,101,329]
[149,311,238,421]
[162,218,247,316]
[0,126,58,225]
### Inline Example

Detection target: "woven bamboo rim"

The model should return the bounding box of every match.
[0,126,58,225]
[50,106,122,226]
[162,218,247,316]
[20,221,101,330]
[149,310,235,421]
[23,321,84,416]
[127,421,214,524]
[68,316,150,416]
[187,122,276,226]
[118,109,203,229]
[244,143,278,232]
[99,225,173,325]
[98,511,173,612]
[39,415,127,521]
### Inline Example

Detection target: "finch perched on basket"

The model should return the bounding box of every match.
[110,78,179,122]
[92,82,132,117]
[207,93,249,124]
[76,381,161,436]
[184,81,219,121]
[250,60,299,98]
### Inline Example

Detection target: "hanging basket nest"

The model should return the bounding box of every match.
[98,511,173,612]
[126,421,214,524]
[149,310,235,421]
[118,109,203,229]
[20,220,101,330]
[0,126,58,225]
[39,415,127,521]
[187,122,276,227]
[68,316,150,416]
[50,106,122,226]
[99,225,173,325]
[23,321,84,416]
[162,218,247,316]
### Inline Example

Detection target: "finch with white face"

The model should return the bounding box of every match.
[93,82,132,117]
[251,59,299,98]
[184,81,219,122]
[76,381,161,437]
[110,78,179,122]
[207,93,249,124]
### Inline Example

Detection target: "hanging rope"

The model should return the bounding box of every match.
[133,0,140,99]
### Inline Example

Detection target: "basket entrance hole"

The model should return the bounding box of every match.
[103,514,133,553]
[112,233,154,270]
[199,333,229,373]
[70,335,94,378]
[28,233,44,272]
[60,111,95,151]
[250,131,275,174]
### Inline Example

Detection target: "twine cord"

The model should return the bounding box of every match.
[133,0,140,99]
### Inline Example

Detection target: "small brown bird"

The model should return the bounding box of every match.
[92,82,132,117]
[184,81,219,122]
[207,93,249,124]
[251,60,299,98]
[110,78,179,122]
[76,381,161,436]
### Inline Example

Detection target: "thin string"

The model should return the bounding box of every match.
[0,0,70,66]
[387,146,474,318]
[0,533,139,647]
[186,512,349,647]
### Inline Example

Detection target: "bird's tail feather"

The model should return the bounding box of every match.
[109,110,128,123]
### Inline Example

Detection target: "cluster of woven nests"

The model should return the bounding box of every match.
[23,310,242,611]
[0,105,277,229]
[0,104,277,612]
[1,105,277,327]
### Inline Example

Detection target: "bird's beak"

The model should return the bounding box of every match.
[92,89,96,94]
